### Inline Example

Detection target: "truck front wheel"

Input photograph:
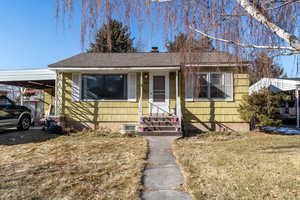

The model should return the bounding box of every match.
[17,115,31,131]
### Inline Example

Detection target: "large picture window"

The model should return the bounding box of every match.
[186,72,233,101]
[82,74,127,100]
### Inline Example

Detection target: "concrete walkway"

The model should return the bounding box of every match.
[142,136,192,200]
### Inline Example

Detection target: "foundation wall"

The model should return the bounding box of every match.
[184,122,250,133]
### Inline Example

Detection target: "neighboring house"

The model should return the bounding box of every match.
[48,51,250,134]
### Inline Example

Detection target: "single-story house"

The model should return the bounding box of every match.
[48,50,250,134]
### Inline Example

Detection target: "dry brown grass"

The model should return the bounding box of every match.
[173,133,300,200]
[0,134,147,200]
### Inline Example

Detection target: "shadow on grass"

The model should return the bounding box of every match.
[258,144,300,154]
[0,128,61,146]
[262,150,297,154]
[259,145,300,150]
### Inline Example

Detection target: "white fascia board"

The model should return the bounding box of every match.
[48,66,181,72]
[0,69,56,81]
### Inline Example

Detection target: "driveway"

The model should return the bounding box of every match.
[0,127,60,145]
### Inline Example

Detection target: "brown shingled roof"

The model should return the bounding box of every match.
[48,51,249,68]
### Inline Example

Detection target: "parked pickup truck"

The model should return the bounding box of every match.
[0,95,31,130]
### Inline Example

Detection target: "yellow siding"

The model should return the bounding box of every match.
[182,71,249,123]
[141,72,150,115]
[185,114,244,122]
[62,73,139,123]
[235,86,249,93]
[234,78,249,86]
[185,107,240,115]
[43,88,54,115]
[169,72,177,111]
[61,72,177,123]
[59,69,249,125]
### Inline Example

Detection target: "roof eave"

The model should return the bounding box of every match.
[48,66,181,72]
[184,63,251,67]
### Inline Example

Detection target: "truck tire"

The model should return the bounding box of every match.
[17,115,31,131]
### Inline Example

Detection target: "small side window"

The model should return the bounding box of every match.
[191,72,233,101]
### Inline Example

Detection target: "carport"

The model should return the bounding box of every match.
[250,78,300,127]
[0,69,55,89]
[0,69,56,120]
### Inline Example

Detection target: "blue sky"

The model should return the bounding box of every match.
[0,0,298,77]
[0,1,81,69]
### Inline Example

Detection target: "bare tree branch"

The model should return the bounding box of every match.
[271,51,299,58]
[236,0,300,51]
[191,26,298,52]
[266,0,300,10]
[57,0,300,57]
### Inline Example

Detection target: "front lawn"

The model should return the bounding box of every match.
[173,133,300,200]
[0,134,147,200]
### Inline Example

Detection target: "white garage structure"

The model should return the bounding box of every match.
[0,69,56,121]
[249,78,300,94]
[250,78,300,127]
[0,69,56,89]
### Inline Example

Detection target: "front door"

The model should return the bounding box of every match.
[149,72,169,115]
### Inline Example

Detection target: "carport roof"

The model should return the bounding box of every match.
[0,69,56,89]
[249,78,300,94]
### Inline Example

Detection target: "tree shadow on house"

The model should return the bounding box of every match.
[62,78,100,131]
[183,100,237,137]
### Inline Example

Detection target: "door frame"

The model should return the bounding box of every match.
[149,71,170,114]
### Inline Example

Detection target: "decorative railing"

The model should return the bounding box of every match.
[149,102,171,116]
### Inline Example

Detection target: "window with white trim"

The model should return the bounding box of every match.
[82,74,127,100]
[186,72,233,101]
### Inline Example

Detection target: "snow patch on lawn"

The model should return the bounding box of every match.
[262,126,300,135]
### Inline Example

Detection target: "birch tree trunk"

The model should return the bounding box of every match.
[236,0,300,52]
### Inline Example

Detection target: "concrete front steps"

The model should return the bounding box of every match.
[138,116,182,136]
